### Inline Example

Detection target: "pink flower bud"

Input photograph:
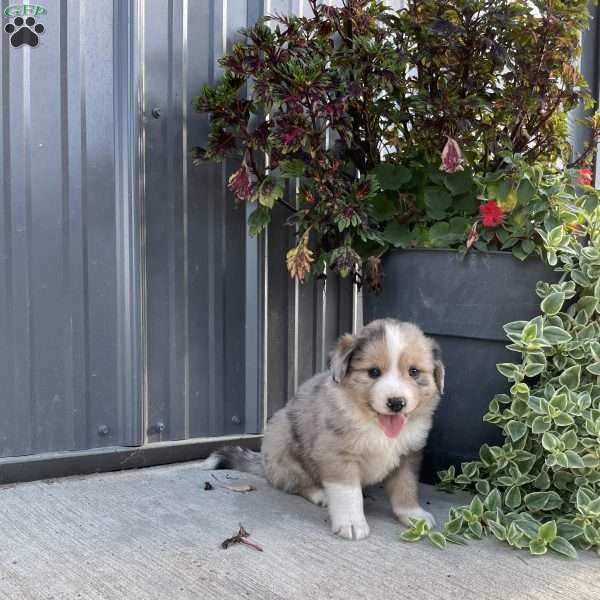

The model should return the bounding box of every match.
[440,137,464,173]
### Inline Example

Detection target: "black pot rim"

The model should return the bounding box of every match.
[385,247,527,258]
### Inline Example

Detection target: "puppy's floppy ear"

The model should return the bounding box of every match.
[329,333,357,383]
[430,339,445,394]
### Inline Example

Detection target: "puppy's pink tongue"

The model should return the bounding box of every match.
[378,414,407,438]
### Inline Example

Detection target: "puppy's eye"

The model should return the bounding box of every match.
[368,368,382,379]
[409,367,420,378]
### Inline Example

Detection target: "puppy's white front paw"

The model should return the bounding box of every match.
[331,516,370,541]
[394,505,436,528]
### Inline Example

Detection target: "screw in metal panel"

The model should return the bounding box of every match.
[155,422,166,433]
[231,416,241,425]
[151,107,161,119]
[97,425,109,436]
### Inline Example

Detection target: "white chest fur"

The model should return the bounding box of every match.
[355,417,431,486]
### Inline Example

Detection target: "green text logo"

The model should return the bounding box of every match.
[4,4,47,18]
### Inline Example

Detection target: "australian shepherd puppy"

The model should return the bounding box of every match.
[199,318,444,541]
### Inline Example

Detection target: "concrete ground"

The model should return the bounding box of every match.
[0,461,598,600]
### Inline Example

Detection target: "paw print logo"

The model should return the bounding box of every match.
[4,16,44,48]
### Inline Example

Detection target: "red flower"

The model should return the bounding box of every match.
[577,168,593,186]
[480,201,504,227]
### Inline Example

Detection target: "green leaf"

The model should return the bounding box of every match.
[444,517,464,535]
[476,480,491,496]
[400,529,424,542]
[557,523,584,541]
[444,171,473,194]
[428,532,448,549]
[383,221,413,248]
[559,365,581,391]
[525,491,563,512]
[469,495,485,517]
[529,538,548,555]
[564,450,585,469]
[542,326,572,345]
[247,205,271,236]
[445,533,468,546]
[541,292,566,316]
[550,393,568,411]
[429,222,451,242]
[497,363,521,380]
[517,178,535,204]
[538,520,557,543]
[546,225,564,248]
[504,321,527,339]
[279,159,306,177]
[554,413,574,427]
[532,415,551,433]
[549,536,578,559]
[561,429,578,450]
[374,164,411,190]
[497,179,513,201]
[521,239,536,255]
[505,486,522,510]
[542,432,559,451]
[487,520,507,541]
[468,521,483,538]
[484,489,503,511]
[533,471,551,490]
[586,362,600,375]
[257,177,284,208]
[369,193,396,221]
[424,187,452,219]
[506,420,527,442]
[409,518,431,535]
[522,322,539,342]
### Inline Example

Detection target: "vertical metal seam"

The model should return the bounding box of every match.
[320,267,327,371]
[207,0,216,435]
[292,180,300,393]
[114,0,146,447]
[262,226,269,428]
[24,32,35,451]
[79,1,91,447]
[2,0,15,453]
[182,0,190,439]
[137,0,148,444]
[59,0,74,449]
[219,0,228,430]
[167,0,176,441]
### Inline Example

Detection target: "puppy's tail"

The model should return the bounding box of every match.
[197,446,264,477]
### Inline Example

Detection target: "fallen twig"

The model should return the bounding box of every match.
[211,474,256,493]
[221,525,264,552]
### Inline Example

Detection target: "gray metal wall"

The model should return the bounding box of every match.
[0,0,360,461]
[0,0,141,458]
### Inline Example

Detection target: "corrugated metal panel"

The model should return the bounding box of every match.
[0,0,400,462]
[0,0,143,457]
[143,0,264,442]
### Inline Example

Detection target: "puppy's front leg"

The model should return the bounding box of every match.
[385,451,435,528]
[323,478,369,541]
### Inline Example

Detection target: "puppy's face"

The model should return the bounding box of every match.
[330,319,444,436]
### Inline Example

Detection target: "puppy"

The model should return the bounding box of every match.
[199,318,444,540]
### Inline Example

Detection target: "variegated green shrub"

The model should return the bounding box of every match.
[403,202,600,558]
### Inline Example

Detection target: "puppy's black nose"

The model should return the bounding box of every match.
[386,397,406,413]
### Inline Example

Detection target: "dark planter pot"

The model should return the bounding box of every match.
[363,248,559,483]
